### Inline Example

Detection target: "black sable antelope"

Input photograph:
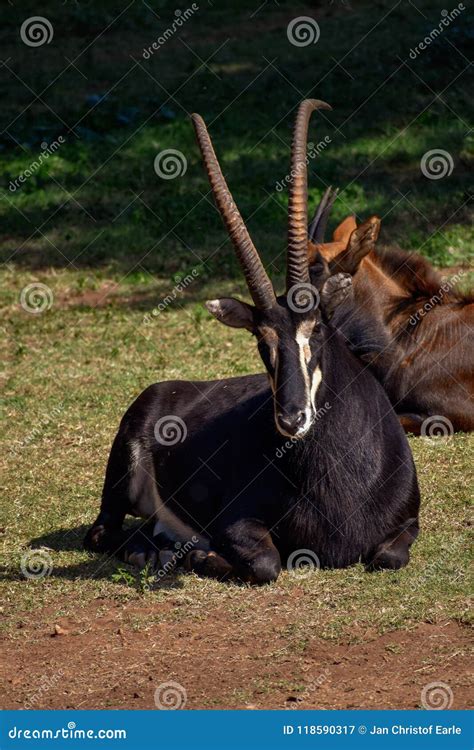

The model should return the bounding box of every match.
[84,100,420,584]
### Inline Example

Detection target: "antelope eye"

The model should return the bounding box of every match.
[257,336,277,370]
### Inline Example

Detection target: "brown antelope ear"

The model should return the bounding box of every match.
[308,216,358,265]
[308,239,348,264]
[205,298,254,330]
[329,216,381,276]
[332,215,357,242]
[320,273,353,320]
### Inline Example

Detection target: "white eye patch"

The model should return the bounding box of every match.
[259,326,279,368]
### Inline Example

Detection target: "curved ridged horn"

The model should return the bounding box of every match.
[192,113,276,309]
[287,99,332,290]
[308,186,339,244]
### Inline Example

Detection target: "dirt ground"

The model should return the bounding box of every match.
[1,596,471,711]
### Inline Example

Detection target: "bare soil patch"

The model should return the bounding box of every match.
[1,596,471,710]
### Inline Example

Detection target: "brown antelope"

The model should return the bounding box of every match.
[307,187,474,435]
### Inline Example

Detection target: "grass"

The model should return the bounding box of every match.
[0,0,472,645]
[1,304,472,641]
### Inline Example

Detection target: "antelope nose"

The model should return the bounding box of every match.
[277,411,307,435]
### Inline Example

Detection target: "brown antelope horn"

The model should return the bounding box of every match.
[192,113,276,310]
[287,99,332,290]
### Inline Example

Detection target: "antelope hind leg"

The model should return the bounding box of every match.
[398,413,429,436]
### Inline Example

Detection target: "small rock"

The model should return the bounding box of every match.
[52,624,69,637]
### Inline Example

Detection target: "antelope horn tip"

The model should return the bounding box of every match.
[305,99,332,111]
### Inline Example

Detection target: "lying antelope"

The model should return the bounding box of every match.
[84,100,420,583]
[307,189,474,434]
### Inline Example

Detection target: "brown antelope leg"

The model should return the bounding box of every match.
[398,413,428,435]
[364,520,419,572]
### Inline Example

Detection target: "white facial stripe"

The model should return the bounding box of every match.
[295,327,313,414]
[272,348,279,428]
[310,366,322,412]
[273,322,321,439]
[295,324,322,432]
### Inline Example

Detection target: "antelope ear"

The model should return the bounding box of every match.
[205,298,255,330]
[332,215,357,242]
[308,239,347,264]
[330,216,380,276]
[308,216,359,266]
[320,273,354,320]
